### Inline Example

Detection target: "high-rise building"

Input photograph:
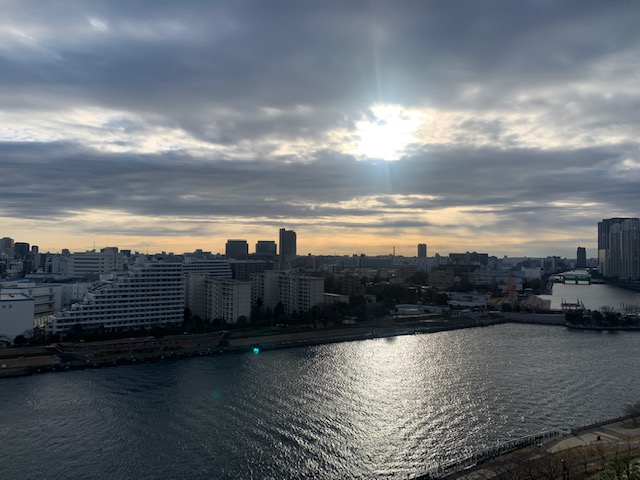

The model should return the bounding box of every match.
[255,240,277,257]
[576,247,587,269]
[599,218,640,278]
[1,237,15,260]
[49,261,185,336]
[13,242,30,260]
[417,244,427,258]
[279,229,297,265]
[253,271,323,314]
[225,239,249,259]
[607,219,640,279]
[205,278,252,324]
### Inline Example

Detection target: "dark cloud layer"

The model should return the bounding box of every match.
[2,1,640,255]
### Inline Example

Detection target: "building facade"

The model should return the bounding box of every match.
[253,271,324,314]
[0,293,35,340]
[49,261,185,336]
[225,240,249,259]
[67,248,125,278]
[576,246,587,269]
[205,278,251,324]
[279,229,297,264]
[599,217,640,278]
[255,240,277,257]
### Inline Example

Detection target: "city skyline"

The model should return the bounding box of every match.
[2,1,639,258]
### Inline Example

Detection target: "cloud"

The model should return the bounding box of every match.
[1,1,640,256]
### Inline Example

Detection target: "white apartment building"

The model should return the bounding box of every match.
[253,271,324,314]
[49,261,184,336]
[205,278,251,324]
[182,257,232,277]
[67,247,125,277]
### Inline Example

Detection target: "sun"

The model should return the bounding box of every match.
[354,104,423,161]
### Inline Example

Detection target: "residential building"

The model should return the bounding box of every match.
[607,218,640,279]
[449,252,489,267]
[253,271,324,314]
[182,257,232,277]
[67,248,124,278]
[418,244,427,258]
[228,259,273,280]
[185,272,208,320]
[205,278,251,324]
[598,218,640,278]
[49,261,185,336]
[183,257,232,319]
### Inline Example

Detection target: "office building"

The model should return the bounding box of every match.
[1,237,15,260]
[13,242,30,260]
[225,240,249,259]
[576,247,587,269]
[418,244,427,258]
[255,240,277,257]
[279,229,297,265]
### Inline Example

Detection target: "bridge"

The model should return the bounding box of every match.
[563,273,591,284]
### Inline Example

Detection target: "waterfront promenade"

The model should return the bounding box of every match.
[435,418,640,480]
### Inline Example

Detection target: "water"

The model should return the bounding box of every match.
[2,324,640,479]
[540,282,640,312]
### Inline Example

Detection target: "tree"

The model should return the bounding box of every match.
[13,335,27,346]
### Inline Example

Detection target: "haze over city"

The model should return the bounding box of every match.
[2,1,639,258]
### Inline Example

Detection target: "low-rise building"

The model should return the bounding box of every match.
[0,293,35,340]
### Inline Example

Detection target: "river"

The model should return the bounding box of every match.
[1,323,639,479]
[540,281,640,312]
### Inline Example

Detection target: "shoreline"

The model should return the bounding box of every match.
[1,316,507,378]
[2,312,633,379]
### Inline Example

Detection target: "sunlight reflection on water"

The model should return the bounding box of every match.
[1,324,640,479]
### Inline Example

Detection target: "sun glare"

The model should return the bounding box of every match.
[354,104,423,161]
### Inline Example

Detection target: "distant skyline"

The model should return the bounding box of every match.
[2,1,639,258]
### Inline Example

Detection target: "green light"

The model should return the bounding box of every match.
[252,347,260,354]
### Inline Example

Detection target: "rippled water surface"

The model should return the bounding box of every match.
[2,324,640,479]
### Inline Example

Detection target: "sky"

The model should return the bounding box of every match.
[2,1,640,258]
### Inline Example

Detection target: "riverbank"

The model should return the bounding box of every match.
[1,316,507,378]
